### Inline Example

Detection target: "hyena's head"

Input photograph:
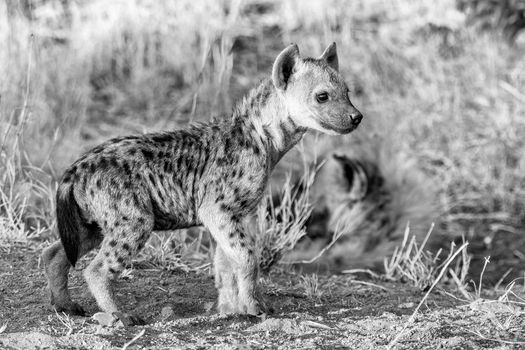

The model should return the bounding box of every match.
[272,43,363,135]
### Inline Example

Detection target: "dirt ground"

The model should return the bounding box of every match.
[1,246,524,349]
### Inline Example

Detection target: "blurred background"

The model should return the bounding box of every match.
[1,0,524,283]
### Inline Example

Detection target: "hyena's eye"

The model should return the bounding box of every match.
[316,92,329,103]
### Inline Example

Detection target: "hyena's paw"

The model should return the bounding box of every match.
[217,300,238,316]
[54,302,86,316]
[216,283,240,315]
[217,288,239,315]
[238,292,269,317]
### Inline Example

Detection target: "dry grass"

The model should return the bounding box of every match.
[383,232,525,347]
[53,310,76,337]
[386,239,469,348]
[299,273,323,299]
[121,329,146,350]
[1,0,244,167]
[136,229,212,272]
[0,0,524,281]
[383,223,457,290]
[447,257,525,346]
[245,147,318,272]
[458,0,525,42]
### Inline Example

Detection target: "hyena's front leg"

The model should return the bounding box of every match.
[201,207,266,316]
[234,243,265,316]
[213,246,239,314]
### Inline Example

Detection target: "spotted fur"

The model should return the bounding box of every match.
[41,43,363,325]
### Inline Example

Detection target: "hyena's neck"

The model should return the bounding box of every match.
[233,79,307,166]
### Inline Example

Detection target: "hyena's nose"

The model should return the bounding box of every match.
[350,113,363,125]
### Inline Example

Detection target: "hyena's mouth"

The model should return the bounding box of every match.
[319,120,360,134]
[335,125,359,134]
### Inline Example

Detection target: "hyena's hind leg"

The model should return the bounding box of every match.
[42,242,85,315]
[41,230,102,315]
[83,211,153,326]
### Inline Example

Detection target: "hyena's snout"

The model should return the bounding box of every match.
[324,107,363,135]
[349,110,363,126]
[339,107,363,133]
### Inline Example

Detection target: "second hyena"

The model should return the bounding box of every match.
[42,43,363,325]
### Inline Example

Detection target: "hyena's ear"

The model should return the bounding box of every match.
[332,154,368,199]
[333,154,355,190]
[272,43,300,91]
[319,42,339,71]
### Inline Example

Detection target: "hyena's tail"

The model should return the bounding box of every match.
[56,183,83,267]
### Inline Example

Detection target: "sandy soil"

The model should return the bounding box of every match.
[1,246,524,349]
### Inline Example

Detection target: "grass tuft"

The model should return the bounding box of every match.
[136,229,212,272]
[447,256,525,345]
[384,223,447,289]
[299,273,323,299]
[386,239,469,348]
[245,148,318,273]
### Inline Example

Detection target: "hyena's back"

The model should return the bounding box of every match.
[49,119,267,323]
[58,127,219,267]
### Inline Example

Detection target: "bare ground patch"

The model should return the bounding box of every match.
[1,246,524,349]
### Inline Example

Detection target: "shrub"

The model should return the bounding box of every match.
[457,0,525,41]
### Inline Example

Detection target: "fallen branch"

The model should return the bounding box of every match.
[121,329,146,350]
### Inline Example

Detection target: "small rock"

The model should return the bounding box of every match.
[160,306,175,321]
[469,299,517,314]
[440,336,464,347]
[204,302,215,313]
[302,320,332,330]
[398,302,415,309]
[380,312,398,319]
[229,322,243,330]
[94,325,112,335]
[327,308,349,315]
[92,312,117,327]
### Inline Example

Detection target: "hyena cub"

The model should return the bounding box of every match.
[42,43,363,325]
[288,150,435,271]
